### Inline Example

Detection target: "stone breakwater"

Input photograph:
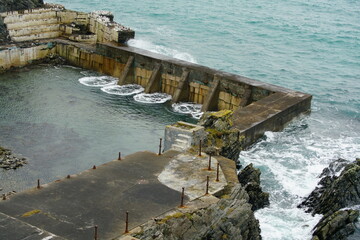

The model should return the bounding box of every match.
[0,146,27,170]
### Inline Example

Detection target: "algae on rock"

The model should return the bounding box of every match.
[199,110,244,161]
[134,184,261,240]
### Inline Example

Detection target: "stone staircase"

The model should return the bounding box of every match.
[170,134,192,151]
[1,9,62,42]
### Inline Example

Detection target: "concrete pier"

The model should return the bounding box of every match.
[0,150,231,240]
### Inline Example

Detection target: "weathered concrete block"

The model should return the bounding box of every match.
[164,121,206,152]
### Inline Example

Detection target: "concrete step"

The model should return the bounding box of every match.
[0,8,58,18]
[6,18,59,30]
[171,144,187,151]
[3,11,58,24]
[174,139,189,144]
[11,31,62,42]
[177,134,192,139]
[8,24,60,37]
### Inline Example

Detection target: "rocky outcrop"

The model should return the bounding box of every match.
[299,158,360,215]
[299,158,360,240]
[312,209,359,240]
[0,146,27,170]
[238,164,269,211]
[134,184,261,240]
[199,110,243,161]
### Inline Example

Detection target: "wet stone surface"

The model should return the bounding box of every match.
[0,146,27,170]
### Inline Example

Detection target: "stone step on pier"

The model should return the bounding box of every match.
[0,150,186,240]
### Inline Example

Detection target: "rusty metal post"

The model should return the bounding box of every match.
[124,211,129,233]
[67,175,70,179]
[2,194,6,200]
[93,165,96,170]
[198,140,202,156]
[94,225,98,240]
[216,163,220,182]
[118,152,121,160]
[180,187,185,207]
[37,179,40,189]
[208,155,212,171]
[158,138,162,155]
[205,176,209,195]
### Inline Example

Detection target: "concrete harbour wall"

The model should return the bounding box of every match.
[0,40,311,148]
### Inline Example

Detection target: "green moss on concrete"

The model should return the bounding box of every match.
[21,209,41,217]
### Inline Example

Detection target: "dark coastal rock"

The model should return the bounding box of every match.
[312,210,359,240]
[199,110,242,161]
[299,158,360,240]
[0,0,44,13]
[299,158,360,215]
[238,163,270,211]
[134,184,261,240]
[0,146,27,170]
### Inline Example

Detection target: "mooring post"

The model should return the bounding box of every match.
[37,179,40,189]
[93,165,96,170]
[205,176,209,195]
[2,194,6,200]
[158,138,162,155]
[94,225,98,240]
[208,155,212,171]
[125,211,129,233]
[180,187,185,207]
[216,163,220,182]
[67,175,71,179]
[198,140,202,156]
[118,152,121,160]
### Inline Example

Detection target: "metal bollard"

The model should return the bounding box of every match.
[158,138,162,155]
[94,225,98,240]
[37,179,40,189]
[180,187,185,207]
[205,176,209,195]
[216,163,220,182]
[124,211,129,233]
[198,140,202,156]
[208,155,212,171]
[118,152,122,160]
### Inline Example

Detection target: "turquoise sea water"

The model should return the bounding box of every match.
[2,0,360,239]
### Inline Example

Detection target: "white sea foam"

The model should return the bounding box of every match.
[133,92,172,104]
[128,39,197,63]
[101,84,144,96]
[239,118,360,240]
[254,207,322,240]
[78,76,118,87]
[172,102,203,119]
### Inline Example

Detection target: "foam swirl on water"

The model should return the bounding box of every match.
[101,84,144,96]
[133,92,172,104]
[172,102,203,119]
[78,76,118,87]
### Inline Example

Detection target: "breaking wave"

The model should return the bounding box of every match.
[128,39,197,63]
[133,92,172,104]
[101,84,144,96]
